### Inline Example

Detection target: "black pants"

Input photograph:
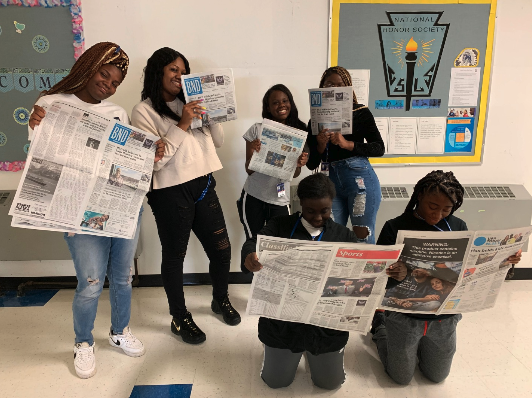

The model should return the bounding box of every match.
[237,190,290,240]
[147,175,231,318]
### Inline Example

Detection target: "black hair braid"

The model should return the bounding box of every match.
[319,66,358,104]
[297,173,336,201]
[405,170,465,215]
[262,84,306,130]
[141,47,190,123]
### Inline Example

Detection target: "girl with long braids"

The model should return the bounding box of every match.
[371,170,522,385]
[131,47,239,345]
[237,84,308,241]
[306,66,384,244]
[28,42,164,379]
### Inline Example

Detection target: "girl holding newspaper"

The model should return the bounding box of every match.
[28,42,164,379]
[131,47,240,346]
[241,173,358,390]
[305,66,384,244]
[371,170,522,385]
[237,84,308,240]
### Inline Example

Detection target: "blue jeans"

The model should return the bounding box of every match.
[329,157,381,244]
[65,209,142,345]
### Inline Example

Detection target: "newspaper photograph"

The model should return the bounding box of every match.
[182,68,237,130]
[247,119,306,181]
[9,100,157,239]
[247,235,403,333]
[440,226,532,314]
[308,86,353,135]
[381,226,531,315]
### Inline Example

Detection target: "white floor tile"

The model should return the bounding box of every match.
[1,281,532,397]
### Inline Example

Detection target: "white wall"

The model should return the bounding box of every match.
[2,0,531,277]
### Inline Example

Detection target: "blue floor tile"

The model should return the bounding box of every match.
[129,385,192,398]
[0,289,59,307]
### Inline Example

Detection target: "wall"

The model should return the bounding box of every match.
[1,0,531,277]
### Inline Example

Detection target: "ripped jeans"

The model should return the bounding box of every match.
[146,174,231,318]
[65,208,142,345]
[329,157,381,244]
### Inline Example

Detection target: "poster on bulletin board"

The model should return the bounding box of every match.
[328,0,496,165]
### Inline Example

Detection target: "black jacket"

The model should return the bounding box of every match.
[241,212,357,354]
[306,104,385,170]
[377,211,468,321]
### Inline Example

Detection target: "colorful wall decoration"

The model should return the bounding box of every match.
[0,0,84,172]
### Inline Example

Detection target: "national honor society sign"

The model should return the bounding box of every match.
[378,12,449,111]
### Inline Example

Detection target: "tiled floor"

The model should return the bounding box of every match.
[1,282,532,397]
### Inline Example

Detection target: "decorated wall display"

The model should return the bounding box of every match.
[0,0,84,172]
[329,0,496,165]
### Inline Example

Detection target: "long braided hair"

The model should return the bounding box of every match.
[405,170,465,215]
[262,84,306,130]
[141,47,190,122]
[41,42,129,97]
[319,66,358,104]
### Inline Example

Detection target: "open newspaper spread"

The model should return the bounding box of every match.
[182,69,237,130]
[308,86,353,135]
[246,235,403,333]
[381,226,532,315]
[9,100,158,239]
[247,119,306,181]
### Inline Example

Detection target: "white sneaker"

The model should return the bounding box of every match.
[73,342,96,379]
[108,326,146,357]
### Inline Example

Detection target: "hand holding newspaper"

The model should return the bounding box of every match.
[182,69,237,130]
[308,86,353,135]
[380,226,532,315]
[247,119,307,181]
[9,100,158,239]
[246,235,403,333]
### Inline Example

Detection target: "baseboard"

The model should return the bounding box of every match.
[1,268,531,292]
[0,272,254,291]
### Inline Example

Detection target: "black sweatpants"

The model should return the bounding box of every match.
[237,190,290,240]
[147,175,231,318]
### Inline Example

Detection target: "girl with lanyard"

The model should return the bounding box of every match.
[131,47,239,345]
[241,173,358,390]
[305,66,385,244]
[371,170,522,385]
[238,84,308,240]
[28,42,165,379]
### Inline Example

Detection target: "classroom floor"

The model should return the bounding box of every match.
[1,281,532,398]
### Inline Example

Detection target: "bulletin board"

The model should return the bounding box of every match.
[0,0,83,172]
[329,0,496,165]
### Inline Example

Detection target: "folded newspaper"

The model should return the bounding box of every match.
[308,86,353,135]
[247,119,307,181]
[246,235,403,333]
[381,226,532,315]
[9,100,158,239]
[182,69,237,130]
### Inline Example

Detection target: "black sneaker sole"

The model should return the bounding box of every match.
[170,320,206,345]
[211,303,242,326]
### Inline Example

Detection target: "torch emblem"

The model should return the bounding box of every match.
[378,12,449,111]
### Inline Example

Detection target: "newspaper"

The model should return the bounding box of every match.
[9,100,157,239]
[247,119,307,181]
[182,69,237,130]
[246,235,403,333]
[380,226,532,315]
[308,86,353,135]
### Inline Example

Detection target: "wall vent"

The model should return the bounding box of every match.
[381,186,409,199]
[463,186,515,199]
[0,191,11,206]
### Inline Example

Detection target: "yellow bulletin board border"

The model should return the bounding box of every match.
[329,0,497,166]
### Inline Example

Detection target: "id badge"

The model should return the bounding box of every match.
[320,162,330,176]
[276,182,286,197]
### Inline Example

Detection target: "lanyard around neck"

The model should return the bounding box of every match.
[414,210,452,232]
[290,215,324,241]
